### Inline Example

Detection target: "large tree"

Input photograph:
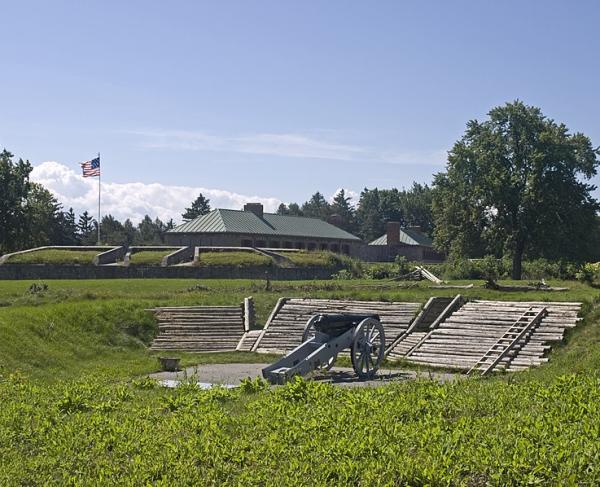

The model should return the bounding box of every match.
[0,150,32,253]
[330,189,357,233]
[301,192,331,219]
[433,101,600,279]
[182,193,211,221]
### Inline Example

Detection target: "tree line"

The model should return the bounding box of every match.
[2,101,600,278]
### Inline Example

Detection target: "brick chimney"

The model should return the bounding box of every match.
[386,221,400,246]
[244,203,264,219]
[327,213,343,228]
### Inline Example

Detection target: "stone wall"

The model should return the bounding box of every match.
[0,264,341,280]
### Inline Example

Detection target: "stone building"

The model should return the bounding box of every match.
[164,203,363,256]
[364,222,444,262]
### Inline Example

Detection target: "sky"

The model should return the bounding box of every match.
[2,1,600,223]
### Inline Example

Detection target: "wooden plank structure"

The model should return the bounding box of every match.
[467,307,547,376]
[252,298,420,354]
[150,304,246,352]
[386,296,455,358]
[390,299,581,372]
[236,330,262,352]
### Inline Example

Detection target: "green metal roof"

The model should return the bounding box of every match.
[369,227,433,247]
[168,209,361,241]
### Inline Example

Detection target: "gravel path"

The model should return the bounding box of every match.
[149,363,456,388]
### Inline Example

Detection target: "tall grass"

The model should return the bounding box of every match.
[7,249,105,265]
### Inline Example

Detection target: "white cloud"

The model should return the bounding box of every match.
[130,129,446,166]
[30,161,282,224]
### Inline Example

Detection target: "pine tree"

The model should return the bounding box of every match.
[182,194,211,221]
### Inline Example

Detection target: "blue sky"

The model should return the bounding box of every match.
[2,1,599,222]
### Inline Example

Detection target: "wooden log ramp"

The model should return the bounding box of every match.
[149,301,250,352]
[253,298,421,354]
[389,299,581,373]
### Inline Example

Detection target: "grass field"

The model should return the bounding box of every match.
[195,251,272,267]
[5,249,109,265]
[127,249,178,266]
[0,277,599,484]
[278,250,345,267]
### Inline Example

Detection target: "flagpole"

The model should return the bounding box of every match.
[97,152,101,245]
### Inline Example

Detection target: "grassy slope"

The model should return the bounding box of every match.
[6,249,106,265]
[278,250,343,267]
[196,251,272,267]
[0,278,598,382]
[0,279,599,484]
[128,250,178,266]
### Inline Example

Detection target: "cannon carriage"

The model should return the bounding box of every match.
[262,314,385,384]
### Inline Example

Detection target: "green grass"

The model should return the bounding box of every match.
[278,250,344,268]
[0,278,599,483]
[6,249,108,265]
[195,251,272,267]
[127,250,177,266]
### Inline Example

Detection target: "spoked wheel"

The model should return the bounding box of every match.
[302,315,336,371]
[351,318,385,380]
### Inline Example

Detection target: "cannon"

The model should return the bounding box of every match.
[262,314,385,384]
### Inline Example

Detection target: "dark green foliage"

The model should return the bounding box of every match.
[301,191,330,219]
[0,150,32,253]
[357,184,435,241]
[330,189,357,233]
[433,100,600,279]
[182,193,211,221]
[0,373,598,484]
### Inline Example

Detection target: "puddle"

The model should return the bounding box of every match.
[159,379,237,389]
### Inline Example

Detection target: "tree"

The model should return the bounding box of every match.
[301,192,330,219]
[24,183,65,248]
[137,215,164,244]
[432,100,600,279]
[287,203,303,216]
[58,208,79,245]
[276,203,289,215]
[356,188,384,241]
[100,215,127,245]
[0,150,32,253]
[78,211,96,244]
[182,193,211,221]
[330,189,357,233]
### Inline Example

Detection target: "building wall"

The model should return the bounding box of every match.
[164,232,363,257]
[360,244,444,263]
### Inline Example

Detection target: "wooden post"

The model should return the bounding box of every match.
[244,296,255,332]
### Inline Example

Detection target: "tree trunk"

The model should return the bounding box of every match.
[511,238,525,280]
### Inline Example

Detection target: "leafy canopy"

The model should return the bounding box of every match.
[433,100,600,279]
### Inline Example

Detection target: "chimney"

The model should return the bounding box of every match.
[244,203,264,219]
[386,221,400,246]
[327,214,343,228]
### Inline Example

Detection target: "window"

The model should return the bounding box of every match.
[283,241,293,249]
[330,244,340,253]
[307,242,317,251]
[342,244,350,255]
[320,243,328,251]
[295,242,305,249]
[255,240,266,248]
[268,241,280,248]
[242,239,253,247]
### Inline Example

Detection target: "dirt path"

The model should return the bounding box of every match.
[149,363,457,388]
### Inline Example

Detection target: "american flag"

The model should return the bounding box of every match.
[80,157,100,177]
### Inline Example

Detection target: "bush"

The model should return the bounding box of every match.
[576,262,600,284]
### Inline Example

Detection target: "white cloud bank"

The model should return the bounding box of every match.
[30,161,282,224]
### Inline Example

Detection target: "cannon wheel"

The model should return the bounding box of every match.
[302,316,336,371]
[351,318,385,380]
